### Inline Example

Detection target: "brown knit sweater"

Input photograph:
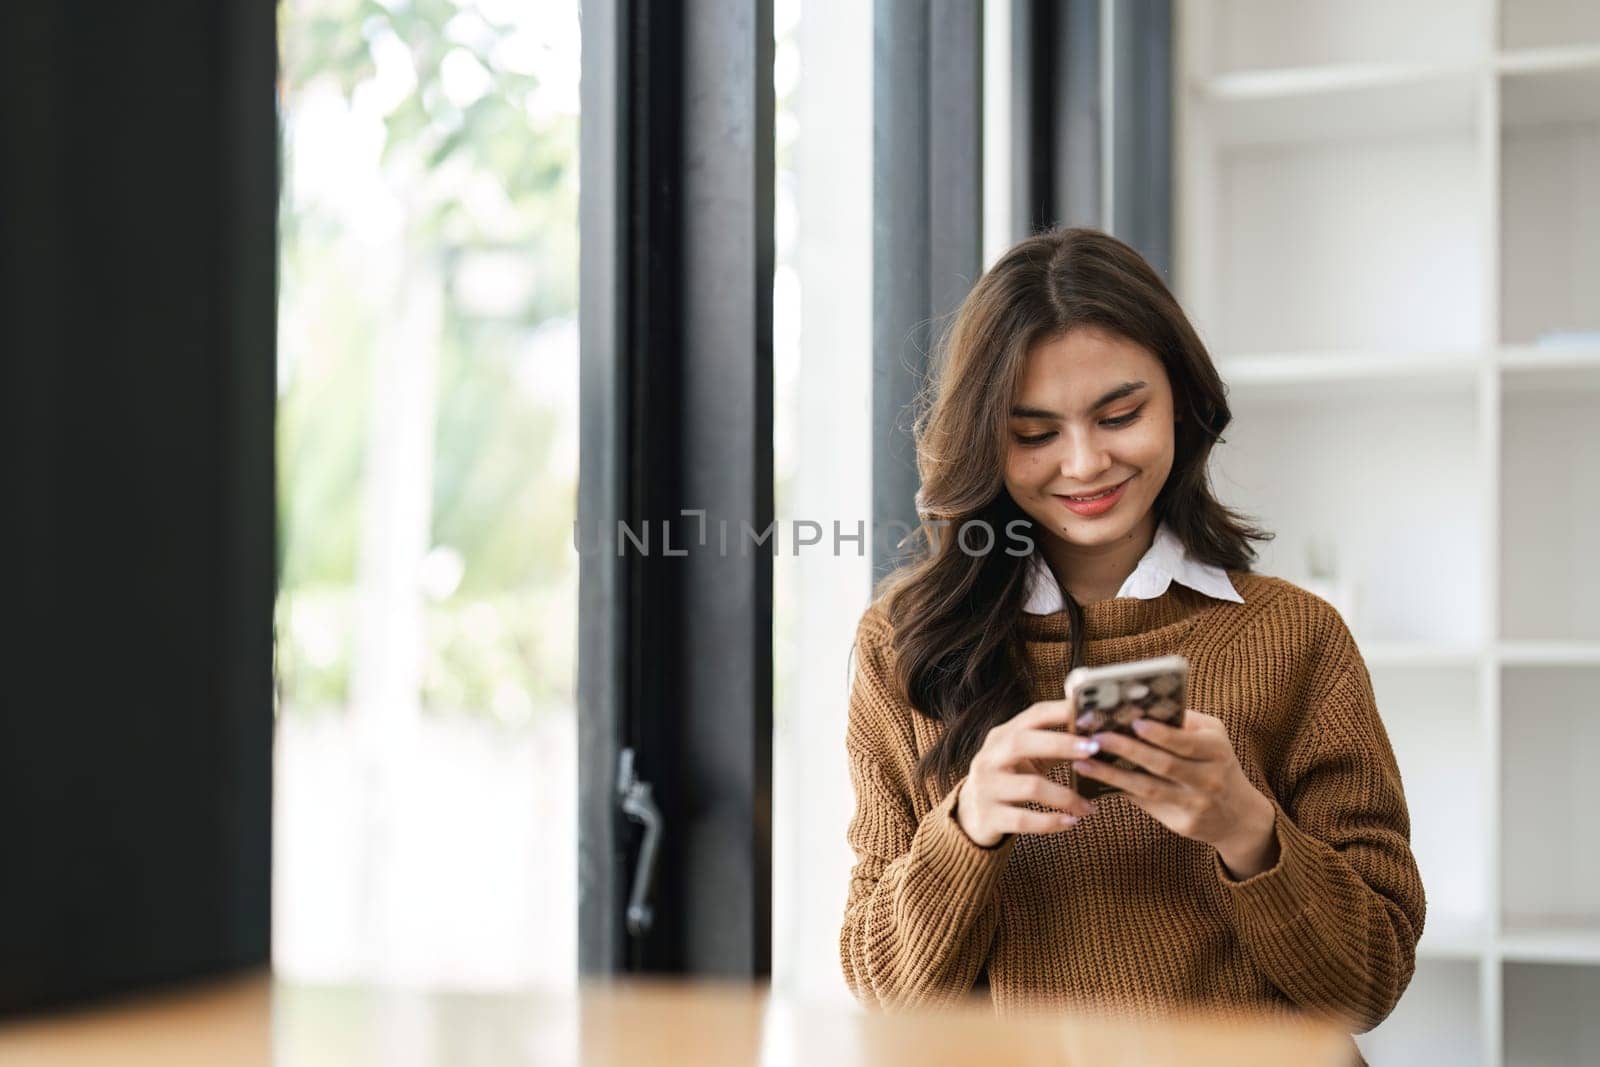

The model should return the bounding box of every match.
[839,571,1425,1052]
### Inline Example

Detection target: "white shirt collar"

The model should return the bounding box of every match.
[1021,520,1244,614]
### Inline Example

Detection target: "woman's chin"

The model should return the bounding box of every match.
[1053,505,1148,546]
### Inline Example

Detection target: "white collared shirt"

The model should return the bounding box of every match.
[1021,520,1244,614]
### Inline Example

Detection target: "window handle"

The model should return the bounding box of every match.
[616,747,662,937]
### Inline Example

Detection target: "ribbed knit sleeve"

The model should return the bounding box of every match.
[838,608,1014,1010]
[1213,614,1426,1033]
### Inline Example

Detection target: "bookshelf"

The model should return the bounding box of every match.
[1177,2,1600,1063]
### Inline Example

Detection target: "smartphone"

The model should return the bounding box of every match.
[1063,654,1189,800]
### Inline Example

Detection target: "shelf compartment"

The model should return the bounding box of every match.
[1370,665,1489,929]
[1500,668,1600,929]
[1503,962,1600,1066]
[1191,115,1484,355]
[1501,0,1600,52]
[1500,66,1600,347]
[1499,380,1600,641]
[1212,390,1486,643]
[1356,960,1484,1067]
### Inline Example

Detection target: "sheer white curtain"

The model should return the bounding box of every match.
[771,0,873,1007]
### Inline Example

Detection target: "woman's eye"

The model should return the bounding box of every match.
[1015,406,1143,444]
[1101,407,1144,428]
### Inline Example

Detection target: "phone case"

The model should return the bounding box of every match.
[1063,654,1189,800]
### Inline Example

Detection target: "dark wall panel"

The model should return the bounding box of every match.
[0,0,276,1011]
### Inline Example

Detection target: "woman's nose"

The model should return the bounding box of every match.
[1058,428,1110,482]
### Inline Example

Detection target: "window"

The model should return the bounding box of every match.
[770,0,872,1004]
[274,0,580,990]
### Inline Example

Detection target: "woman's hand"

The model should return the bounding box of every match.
[955,699,1102,848]
[1070,709,1281,879]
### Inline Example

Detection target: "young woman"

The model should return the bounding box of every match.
[839,228,1425,1055]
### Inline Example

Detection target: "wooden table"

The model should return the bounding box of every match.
[0,970,1353,1066]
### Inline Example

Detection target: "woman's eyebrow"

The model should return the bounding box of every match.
[1009,380,1148,419]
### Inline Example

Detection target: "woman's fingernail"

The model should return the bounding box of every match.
[1060,814,1079,827]
[1076,738,1099,755]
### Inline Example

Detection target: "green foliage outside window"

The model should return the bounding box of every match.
[276,0,578,723]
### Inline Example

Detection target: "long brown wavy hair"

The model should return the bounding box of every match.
[874,227,1273,798]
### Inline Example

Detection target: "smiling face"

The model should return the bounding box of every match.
[1003,326,1178,555]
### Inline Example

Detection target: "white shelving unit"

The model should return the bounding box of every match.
[1178,2,1600,1063]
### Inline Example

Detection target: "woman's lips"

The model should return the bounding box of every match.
[1054,478,1130,517]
